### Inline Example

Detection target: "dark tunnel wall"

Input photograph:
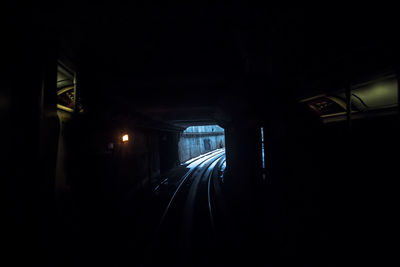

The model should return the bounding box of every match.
[3,26,60,264]
[254,101,400,263]
[63,113,181,204]
[159,131,180,173]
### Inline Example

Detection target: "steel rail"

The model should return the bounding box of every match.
[207,156,225,231]
[156,149,225,233]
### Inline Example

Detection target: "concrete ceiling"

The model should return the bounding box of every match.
[49,4,399,127]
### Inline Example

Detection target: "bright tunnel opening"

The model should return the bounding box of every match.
[178,125,225,164]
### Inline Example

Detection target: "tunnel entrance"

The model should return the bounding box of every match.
[178,125,225,163]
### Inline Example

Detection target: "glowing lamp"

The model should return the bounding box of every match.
[122,134,129,142]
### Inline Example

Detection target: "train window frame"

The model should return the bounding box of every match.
[300,73,398,123]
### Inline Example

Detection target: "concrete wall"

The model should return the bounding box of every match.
[178,125,225,163]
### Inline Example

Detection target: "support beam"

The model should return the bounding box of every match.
[345,82,352,133]
[73,72,78,114]
[397,67,400,120]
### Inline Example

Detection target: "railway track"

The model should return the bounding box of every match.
[148,149,226,265]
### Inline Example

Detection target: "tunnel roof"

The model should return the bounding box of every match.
[25,4,400,127]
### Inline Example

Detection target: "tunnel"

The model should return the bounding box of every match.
[3,4,400,267]
[178,125,225,163]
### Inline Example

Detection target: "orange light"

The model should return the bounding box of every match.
[122,134,129,142]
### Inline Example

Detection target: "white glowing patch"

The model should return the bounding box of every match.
[122,134,129,142]
[221,160,226,172]
[186,149,224,169]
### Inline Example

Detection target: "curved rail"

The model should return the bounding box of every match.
[207,155,225,231]
[156,149,225,233]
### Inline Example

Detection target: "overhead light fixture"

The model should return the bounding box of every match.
[122,134,129,143]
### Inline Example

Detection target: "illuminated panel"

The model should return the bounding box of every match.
[351,77,398,110]
[57,63,75,112]
[306,97,346,116]
[300,75,398,123]
[57,86,75,112]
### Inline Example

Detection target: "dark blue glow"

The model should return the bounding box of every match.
[261,127,265,169]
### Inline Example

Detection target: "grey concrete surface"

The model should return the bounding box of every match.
[178,125,225,162]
